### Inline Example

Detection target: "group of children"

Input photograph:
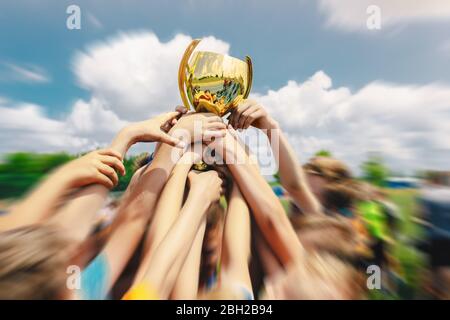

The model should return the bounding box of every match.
[0,99,388,299]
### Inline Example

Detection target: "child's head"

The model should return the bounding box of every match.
[0,225,72,299]
[303,157,360,211]
[132,152,151,173]
[291,215,361,258]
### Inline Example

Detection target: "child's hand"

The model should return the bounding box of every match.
[126,111,187,147]
[212,164,233,197]
[188,170,222,203]
[228,99,278,130]
[172,112,227,144]
[59,148,125,189]
[178,143,204,165]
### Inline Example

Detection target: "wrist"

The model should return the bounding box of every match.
[188,187,212,210]
[265,118,280,140]
[50,165,75,190]
[215,133,237,161]
[110,126,135,157]
[267,117,279,129]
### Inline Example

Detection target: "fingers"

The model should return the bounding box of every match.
[97,162,119,187]
[227,124,240,140]
[203,114,227,130]
[97,148,122,160]
[205,121,227,131]
[175,105,188,115]
[206,114,222,121]
[229,99,264,129]
[230,104,249,128]
[160,111,182,123]
[239,105,259,129]
[203,117,226,141]
[242,107,265,129]
[187,170,200,185]
[203,130,226,141]
[100,155,126,176]
[209,172,223,200]
[161,110,184,132]
[157,131,186,149]
[95,172,115,189]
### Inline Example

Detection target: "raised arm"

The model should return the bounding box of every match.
[124,170,222,300]
[214,128,303,267]
[0,148,125,232]
[229,100,323,215]
[47,111,186,242]
[133,150,198,284]
[81,114,226,292]
[220,184,252,294]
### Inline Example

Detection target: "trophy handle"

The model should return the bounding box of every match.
[243,55,253,99]
[178,39,201,111]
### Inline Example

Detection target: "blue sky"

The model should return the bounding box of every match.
[1,0,450,173]
[1,0,449,115]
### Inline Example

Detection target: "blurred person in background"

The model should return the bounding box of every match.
[419,172,450,299]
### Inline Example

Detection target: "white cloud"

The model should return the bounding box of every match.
[0,32,229,155]
[0,62,50,83]
[254,71,450,174]
[0,97,126,154]
[73,32,229,120]
[0,101,82,154]
[319,0,450,31]
[1,31,449,175]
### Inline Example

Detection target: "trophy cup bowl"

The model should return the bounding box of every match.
[178,39,253,117]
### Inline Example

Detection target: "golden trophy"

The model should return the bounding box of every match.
[178,39,253,117]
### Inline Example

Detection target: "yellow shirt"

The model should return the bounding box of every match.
[122,283,159,300]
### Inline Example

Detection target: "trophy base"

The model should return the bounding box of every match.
[192,161,209,171]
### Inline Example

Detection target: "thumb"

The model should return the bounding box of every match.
[157,131,186,149]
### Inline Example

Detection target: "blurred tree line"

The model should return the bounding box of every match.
[0,152,137,199]
[0,150,393,199]
[361,154,390,187]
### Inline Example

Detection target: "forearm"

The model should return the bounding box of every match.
[171,219,206,299]
[225,142,303,266]
[140,191,210,298]
[133,161,191,283]
[0,172,71,231]
[115,142,184,227]
[267,122,322,215]
[220,186,252,289]
[144,161,191,248]
[222,186,251,274]
[254,226,283,277]
[45,132,134,241]
[48,184,108,242]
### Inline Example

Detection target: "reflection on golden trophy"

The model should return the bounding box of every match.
[178,39,253,116]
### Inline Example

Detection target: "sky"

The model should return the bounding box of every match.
[0,0,450,175]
